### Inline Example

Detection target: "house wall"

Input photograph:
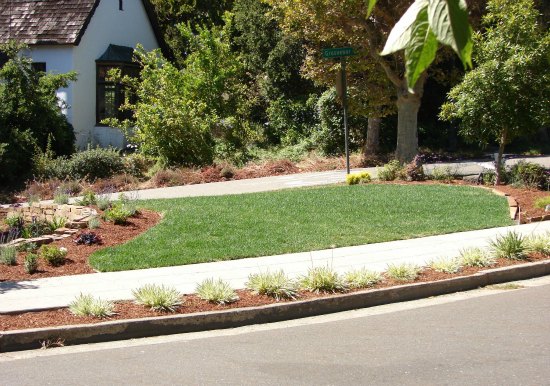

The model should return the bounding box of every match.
[26,46,75,123]
[72,0,160,148]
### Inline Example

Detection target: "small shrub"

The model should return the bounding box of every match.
[96,195,111,211]
[429,257,462,274]
[17,242,38,252]
[459,247,496,267]
[22,219,50,238]
[490,232,528,260]
[430,166,455,182]
[0,245,17,265]
[118,193,139,216]
[103,202,132,224]
[69,147,125,181]
[27,194,41,205]
[4,213,23,228]
[132,284,183,312]
[300,266,348,293]
[76,190,97,206]
[534,196,550,209]
[524,233,550,256]
[246,270,299,300]
[74,231,102,246]
[196,278,239,304]
[58,180,82,196]
[404,155,425,181]
[377,160,406,181]
[40,245,67,266]
[87,216,101,229]
[24,253,39,274]
[220,166,235,179]
[123,153,153,178]
[385,263,421,281]
[47,216,67,232]
[346,171,371,185]
[344,268,382,289]
[69,293,115,318]
[53,190,70,205]
[508,161,548,189]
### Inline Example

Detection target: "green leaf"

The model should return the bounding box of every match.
[381,0,429,56]
[366,0,377,18]
[405,8,438,91]
[427,0,473,68]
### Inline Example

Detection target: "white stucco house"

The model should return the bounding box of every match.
[0,0,168,149]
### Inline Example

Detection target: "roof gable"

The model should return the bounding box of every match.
[0,0,168,55]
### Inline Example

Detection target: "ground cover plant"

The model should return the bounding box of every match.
[132,284,182,312]
[385,263,421,282]
[196,278,239,305]
[246,270,299,300]
[89,185,512,272]
[68,293,115,318]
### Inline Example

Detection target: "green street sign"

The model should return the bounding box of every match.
[322,47,355,59]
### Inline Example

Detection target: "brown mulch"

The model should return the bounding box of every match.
[0,209,161,282]
[1,255,548,332]
[491,185,548,220]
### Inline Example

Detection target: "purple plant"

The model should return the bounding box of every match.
[74,232,102,246]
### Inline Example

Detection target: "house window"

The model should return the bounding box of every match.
[96,63,138,124]
[96,44,139,125]
[31,62,46,72]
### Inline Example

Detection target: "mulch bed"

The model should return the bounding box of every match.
[1,254,548,332]
[0,209,161,282]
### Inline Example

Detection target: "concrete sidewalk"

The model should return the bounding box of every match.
[1,221,549,314]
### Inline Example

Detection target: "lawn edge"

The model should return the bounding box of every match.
[2,259,549,353]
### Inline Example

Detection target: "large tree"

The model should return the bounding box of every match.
[440,0,549,184]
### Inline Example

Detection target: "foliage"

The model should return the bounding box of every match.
[103,202,133,225]
[246,270,299,300]
[196,278,239,304]
[490,232,528,260]
[430,166,455,182]
[69,293,115,318]
[4,213,23,228]
[0,42,76,186]
[87,216,101,230]
[132,284,182,312]
[123,153,154,178]
[0,245,17,266]
[40,245,67,266]
[385,263,421,281]
[429,257,462,273]
[344,268,382,289]
[53,190,70,205]
[524,233,550,256]
[96,195,112,211]
[404,155,426,181]
[69,147,125,181]
[77,190,97,206]
[22,219,50,239]
[535,196,550,209]
[24,253,39,274]
[300,266,348,293]
[507,161,549,190]
[346,171,371,186]
[459,247,495,267]
[377,160,406,181]
[440,0,550,183]
[47,216,67,232]
[74,232,102,246]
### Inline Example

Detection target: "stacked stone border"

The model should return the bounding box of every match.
[487,187,550,223]
[0,204,95,248]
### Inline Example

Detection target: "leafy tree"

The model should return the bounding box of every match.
[0,42,76,186]
[440,0,549,184]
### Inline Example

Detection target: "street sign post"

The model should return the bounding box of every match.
[322,47,355,174]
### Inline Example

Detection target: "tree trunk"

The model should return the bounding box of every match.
[495,128,508,185]
[364,117,381,156]
[395,75,426,163]
[395,92,421,163]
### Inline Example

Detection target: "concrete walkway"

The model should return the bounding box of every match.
[1,221,549,313]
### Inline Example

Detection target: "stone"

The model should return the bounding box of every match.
[463,174,481,183]
[509,207,518,220]
[529,216,543,223]
[491,189,508,197]
[506,197,518,207]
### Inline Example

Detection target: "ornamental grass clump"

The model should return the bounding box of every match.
[246,270,299,300]
[300,266,348,293]
[524,233,550,256]
[385,263,421,282]
[489,232,528,260]
[196,278,239,305]
[132,284,182,312]
[344,268,382,289]
[459,247,496,267]
[69,293,115,318]
[0,245,17,266]
[429,257,462,274]
[24,253,38,274]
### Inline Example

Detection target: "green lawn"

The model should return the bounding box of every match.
[89,185,512,272]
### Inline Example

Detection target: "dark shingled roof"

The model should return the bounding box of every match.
[0,0,99,45]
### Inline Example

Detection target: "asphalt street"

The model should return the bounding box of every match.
[1,278,549,386]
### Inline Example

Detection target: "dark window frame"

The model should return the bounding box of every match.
[95,61,139,126]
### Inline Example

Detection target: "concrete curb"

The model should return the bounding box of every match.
[2,260,549,353]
